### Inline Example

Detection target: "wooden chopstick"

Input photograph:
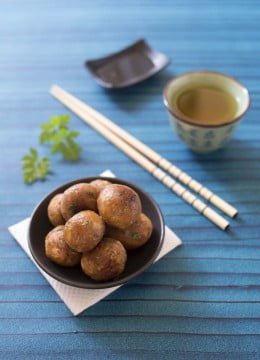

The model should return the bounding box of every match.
[50,85,237,219]
[50,85,229,230]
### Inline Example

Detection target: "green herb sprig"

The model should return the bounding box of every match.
[40,114,82,161]
[22,114,82,184]
[22,148,51,184]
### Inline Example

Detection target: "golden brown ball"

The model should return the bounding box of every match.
[61,183,98,220]
[64,210,105,252]
[81,237,127,281]
[97,184,142,229]
[106,213,153,250]
[89,179,112,196]
[45,225,81,266]
[47,193,65,226]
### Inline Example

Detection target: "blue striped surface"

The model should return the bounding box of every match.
[1,0,260,359]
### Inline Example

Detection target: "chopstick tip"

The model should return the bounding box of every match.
[232,210,239,218]
[224,222,230,231]
[50,84,60,95]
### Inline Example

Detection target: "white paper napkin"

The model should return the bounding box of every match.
[8,170,182,316]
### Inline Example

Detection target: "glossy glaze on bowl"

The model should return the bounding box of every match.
[28,177,165,289]
[85,39,170,89]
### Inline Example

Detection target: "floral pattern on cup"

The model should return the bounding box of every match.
[171,117,242,153]
[204,130,215,139]
[190,129,198,137]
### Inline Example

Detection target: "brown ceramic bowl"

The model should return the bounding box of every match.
[85,39,170,88]
[28,177,165,289]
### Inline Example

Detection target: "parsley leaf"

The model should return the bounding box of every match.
[40,114,82,161]
[22,148,51,184]
[132,232,140,240]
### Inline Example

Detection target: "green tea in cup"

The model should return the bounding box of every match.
[176,86,238,126]
[163,71,250,153]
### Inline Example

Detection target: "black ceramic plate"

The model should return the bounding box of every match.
[85,39,170,89]
[28,177,165,289]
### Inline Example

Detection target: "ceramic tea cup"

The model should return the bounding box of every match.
[163,71,250,153]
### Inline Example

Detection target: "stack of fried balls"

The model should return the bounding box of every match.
[45,179,153,282]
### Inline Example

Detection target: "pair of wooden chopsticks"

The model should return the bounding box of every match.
[50,85,238,230]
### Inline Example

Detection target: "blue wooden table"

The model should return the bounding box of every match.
[1,0,260,359]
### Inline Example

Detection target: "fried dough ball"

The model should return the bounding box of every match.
[47,193,65,226]
[61,183,98,220]
[64,210,105,252]
[45,226,81,266]
[106,213,153,250]
[97,184,142,229]
[89,179,112,196]
[81,237,127,281]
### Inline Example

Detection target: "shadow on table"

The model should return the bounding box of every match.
[189,138,259,231]
[102,69,174,112]
[191,138,258,163]
[190,138,259,184]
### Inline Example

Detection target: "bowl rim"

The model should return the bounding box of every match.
[163,70,250,128]
[28,176,165,289]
